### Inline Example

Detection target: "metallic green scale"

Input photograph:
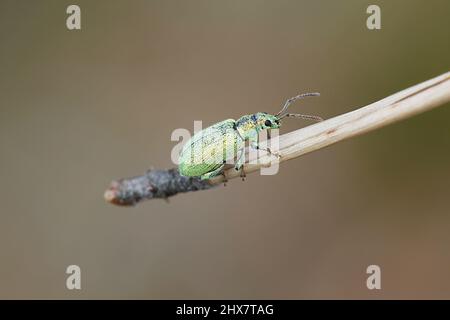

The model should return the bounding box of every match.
[178,93,323,180]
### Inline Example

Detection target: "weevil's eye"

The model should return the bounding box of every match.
[264,120,272,127]
[275,119,279,125]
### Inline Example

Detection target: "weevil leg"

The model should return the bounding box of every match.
[262,147,281,159]
[234,147,246,181]
[235,161,246,181]
[239,166,246,181]
[200,165,227,186]
[250,141,281,159]
[221,171,228,186]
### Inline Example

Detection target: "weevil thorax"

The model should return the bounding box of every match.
[235,112,281,139]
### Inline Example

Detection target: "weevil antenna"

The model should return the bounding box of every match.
[276,92,320,117]
[278,113,324,122]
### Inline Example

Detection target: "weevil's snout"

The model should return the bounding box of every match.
[271,119,281,129]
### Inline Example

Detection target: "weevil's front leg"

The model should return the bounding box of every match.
[249,136,281,159]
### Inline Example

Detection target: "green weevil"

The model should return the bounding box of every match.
[178,92,323,181]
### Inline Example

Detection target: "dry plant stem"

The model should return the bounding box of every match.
[105,72,450,206]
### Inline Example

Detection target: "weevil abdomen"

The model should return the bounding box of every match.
[179,119,244,178]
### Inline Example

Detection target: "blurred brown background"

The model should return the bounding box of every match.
[0,0,449,299]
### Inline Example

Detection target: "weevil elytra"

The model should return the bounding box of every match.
[178,93,323,181]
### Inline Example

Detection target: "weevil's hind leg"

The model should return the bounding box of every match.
[235,161,246,181]
[262,147,282,159]
[200,165,227,185]
[221,171,228,186]
[200,165,224,180]
[250,141,281,159]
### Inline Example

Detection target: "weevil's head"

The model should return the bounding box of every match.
[237,93,323,137]
[253,112,281,130]
[253,92,323,131]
